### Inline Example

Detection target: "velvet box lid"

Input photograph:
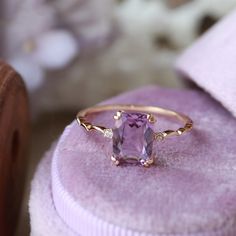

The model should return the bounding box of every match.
[29,9,236,236]
[176,9,236,118]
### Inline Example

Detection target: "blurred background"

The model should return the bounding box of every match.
[1,0,236,235]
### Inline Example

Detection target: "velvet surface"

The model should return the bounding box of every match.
[30,87,236,236]
[29,145,78,236]
[176,10,236,117]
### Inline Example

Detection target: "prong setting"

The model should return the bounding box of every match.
[111,155,120,166]
[147,113,157,124]
[140,158,154,167]
[114,111,123,120]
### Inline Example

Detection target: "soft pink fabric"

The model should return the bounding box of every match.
[176,10,236,117]
[29,145,78,236]
[30,86,236,236]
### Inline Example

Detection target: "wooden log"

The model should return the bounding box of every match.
[0,61,30,236]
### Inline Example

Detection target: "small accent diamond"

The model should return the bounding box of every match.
[155,132,164,141]
[104,128,113,139]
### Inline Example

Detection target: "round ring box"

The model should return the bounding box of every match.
[29,86,236,236]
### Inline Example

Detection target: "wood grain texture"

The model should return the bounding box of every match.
[0,61,30,236]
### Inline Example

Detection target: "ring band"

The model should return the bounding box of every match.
[76,104,193,167]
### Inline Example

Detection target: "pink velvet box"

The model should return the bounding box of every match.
[29,86,236,236]
[29,9,236,236]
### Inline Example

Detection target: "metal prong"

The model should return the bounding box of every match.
[147,114,157,124]
[111,155,120,166]
[76,116,84,126]
[140,158,154,167]
[114,111,123,120]
[140,160,150,168]
[76,117,81,125]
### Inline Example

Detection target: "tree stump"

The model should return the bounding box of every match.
[0,61,30,236]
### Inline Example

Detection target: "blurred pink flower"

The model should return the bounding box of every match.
[4,0,79,91]
[9,30,79,91]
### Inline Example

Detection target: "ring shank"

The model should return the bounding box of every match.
[76,104,193,139]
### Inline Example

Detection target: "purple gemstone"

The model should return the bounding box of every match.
[112,112,155,165]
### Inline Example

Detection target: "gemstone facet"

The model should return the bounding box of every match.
[112,112,155,166]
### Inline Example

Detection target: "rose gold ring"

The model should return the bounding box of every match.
[76,104,193,167]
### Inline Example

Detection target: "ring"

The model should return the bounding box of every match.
[76,104,193,167]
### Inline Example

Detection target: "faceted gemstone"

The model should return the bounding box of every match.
[112,112,155,165]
